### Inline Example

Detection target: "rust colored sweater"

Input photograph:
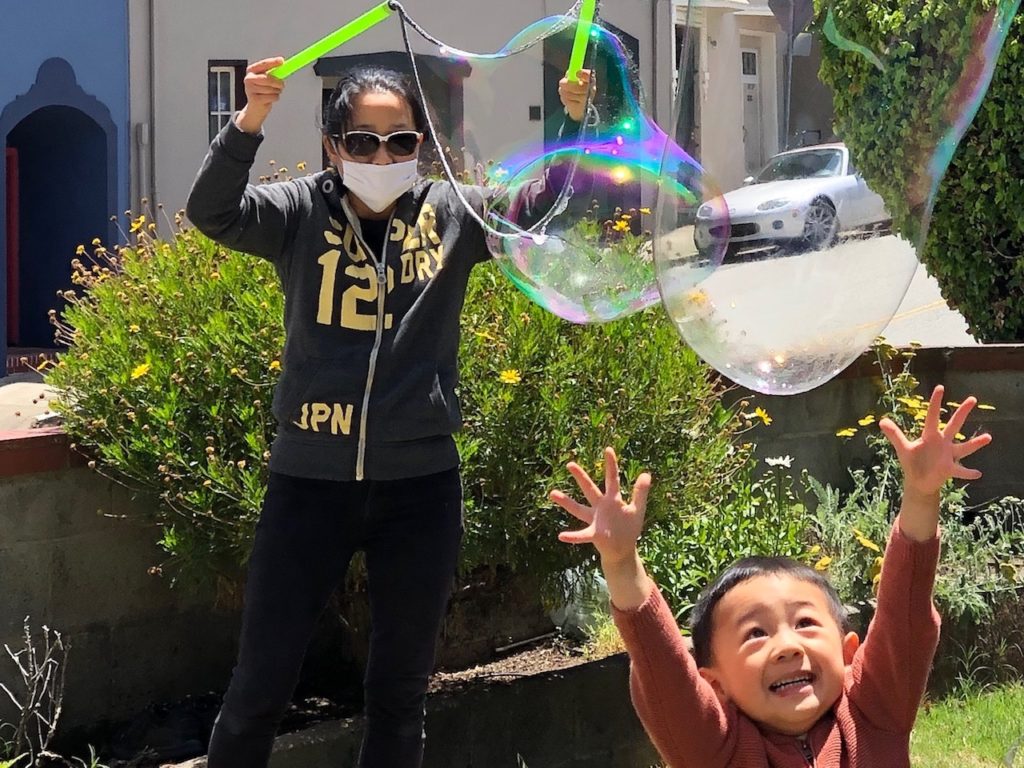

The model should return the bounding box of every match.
[613,525,941,767]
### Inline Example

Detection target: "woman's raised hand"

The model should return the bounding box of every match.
[235,57,286,135]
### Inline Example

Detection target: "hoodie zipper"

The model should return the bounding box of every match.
[340,197,393,482]
[799,737,815,767]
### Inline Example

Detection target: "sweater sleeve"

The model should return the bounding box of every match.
[846,520,942,733]
[185,119,305,264]
[612,584,737,768]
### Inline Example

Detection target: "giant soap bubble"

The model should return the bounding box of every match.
[390,0,725,322]
[654,0,1018,393]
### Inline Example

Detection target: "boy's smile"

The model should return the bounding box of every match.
[699,574,860,736]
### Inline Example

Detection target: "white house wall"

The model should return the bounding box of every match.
[136,0,664,219]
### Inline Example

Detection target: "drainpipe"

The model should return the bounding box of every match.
[147,0,158,214]
[653,0,673,129]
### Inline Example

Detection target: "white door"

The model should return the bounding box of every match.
[741,48,763,175]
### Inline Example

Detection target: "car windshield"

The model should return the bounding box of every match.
[755,149,844,183]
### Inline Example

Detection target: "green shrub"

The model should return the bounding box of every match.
[47,215,284,585]
[449,265,759,603]
[640,454,815,622]
[48,215,758,602]
[818,1,1024,340]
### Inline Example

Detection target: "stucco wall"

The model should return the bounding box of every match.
[143,0,665,216]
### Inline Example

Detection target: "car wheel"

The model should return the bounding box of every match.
[802,200,838,249]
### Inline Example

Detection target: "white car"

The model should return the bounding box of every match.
[694,143,890,258]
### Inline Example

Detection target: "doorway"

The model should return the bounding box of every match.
[7,106,107,348]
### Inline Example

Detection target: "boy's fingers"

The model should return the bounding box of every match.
[549,490,595,524]
[943,396,977,440]
[879,419,912,469]
[567,461,603,506]
[951,464,983,481]
[924,385,944,435]
[558,527,595,545]
[953,433,992,460]
[878,417,907,450]
[604,447,621,498]
[631,472,652,513]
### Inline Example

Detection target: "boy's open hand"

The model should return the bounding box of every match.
[879,385,991,540]
[550,447,651,565]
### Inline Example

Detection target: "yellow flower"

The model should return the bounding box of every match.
[129,324,141,333]
[977,403,996,411]
[753,407,772,426]
[91,237,102,246]
[76,244,86,256]
[853,529,881,552]
[897,396,926,409]
[131,362,151,380]
[269,360,282,372]
[814,556,832,571]
[836,427,857,438]
[498,369,522,385]
[612,220,630,232]
[130,215,146,233]
[639,207,652,215]
[858,414,876,426]
[297,162,307,171]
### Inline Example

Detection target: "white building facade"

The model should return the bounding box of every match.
[128,0,677,218]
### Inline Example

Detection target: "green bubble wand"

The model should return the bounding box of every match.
[269,1,394,79]
[566,0,597,81]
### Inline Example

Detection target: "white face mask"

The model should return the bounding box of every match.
[340,158,419,213]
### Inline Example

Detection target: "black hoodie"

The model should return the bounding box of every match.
[186,119,569,481]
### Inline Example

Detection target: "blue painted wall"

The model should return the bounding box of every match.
[1,0,129,363]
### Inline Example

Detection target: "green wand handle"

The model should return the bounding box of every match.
[270,1,394,79]
[566,0,597,80]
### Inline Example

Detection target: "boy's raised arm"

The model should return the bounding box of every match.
[551,449,736,768]
[848,386,991,731]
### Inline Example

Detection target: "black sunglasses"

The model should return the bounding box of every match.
[335,130,423,158]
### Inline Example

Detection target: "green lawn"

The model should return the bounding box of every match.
[911,684,1024,767]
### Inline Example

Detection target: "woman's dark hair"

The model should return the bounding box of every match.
[689,556,850,668]
[322,66,428,137]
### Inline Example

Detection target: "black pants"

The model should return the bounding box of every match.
[206,467,464,768]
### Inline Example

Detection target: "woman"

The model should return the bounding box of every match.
[186,56,593,768]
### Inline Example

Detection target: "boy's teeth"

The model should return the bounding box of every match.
[771,676,812,691]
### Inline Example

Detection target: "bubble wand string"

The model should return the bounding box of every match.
[269,1,393,79]
[566,0,597,80]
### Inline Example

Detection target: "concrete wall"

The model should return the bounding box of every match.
[176,654,659,768]
[732,345,1024,507]
[0,432,554,733]
[0,451,239,730]
[137,0,669,218]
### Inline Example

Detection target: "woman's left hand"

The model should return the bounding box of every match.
[559,69,597,122]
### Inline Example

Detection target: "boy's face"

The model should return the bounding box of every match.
[699,574,860,736]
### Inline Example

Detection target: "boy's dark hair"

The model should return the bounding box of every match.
[322,66,428,137]
[689,556,850,668]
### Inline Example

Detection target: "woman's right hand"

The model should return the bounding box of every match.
[235,57,286,135]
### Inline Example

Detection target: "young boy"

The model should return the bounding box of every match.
[550,385,991,767]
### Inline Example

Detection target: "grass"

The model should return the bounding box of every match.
[911,684,1024,767]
